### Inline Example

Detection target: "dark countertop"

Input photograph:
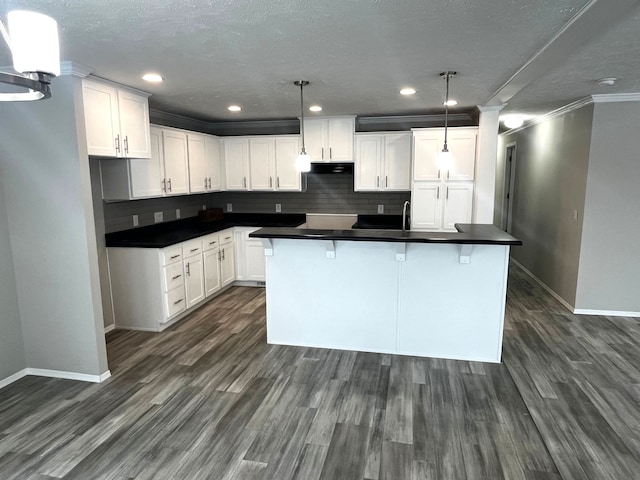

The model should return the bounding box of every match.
[352,214,405,230]
[249,224,522,246]
[106,213,306,248]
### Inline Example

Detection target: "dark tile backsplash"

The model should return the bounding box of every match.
[102,173,410,233]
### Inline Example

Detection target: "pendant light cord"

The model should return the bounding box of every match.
[443,73,449,151]
[298,81,307,154]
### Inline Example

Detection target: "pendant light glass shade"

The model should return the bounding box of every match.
[438,71,456,170]
[0,10,60,101]
[294,80,311,172]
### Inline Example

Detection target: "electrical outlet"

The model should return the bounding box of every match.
[377,204,384,214]
[154,211,163,223]
[202,204,206,211]
[175,208,181,219]
[132,215,139,227]
[275,203,282,213]
[573,210,579,221]
[227,203,233,212]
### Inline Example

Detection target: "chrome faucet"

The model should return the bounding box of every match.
[402,200,410,231]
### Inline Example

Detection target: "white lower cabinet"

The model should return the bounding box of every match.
[220,230,236,287]
[412,182,473,232]
[184,253,205,308]
[204,249,222,296]
[234,227,265,282]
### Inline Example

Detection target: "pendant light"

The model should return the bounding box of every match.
[0,10,60,101]
[294,80,311,172]
[438,71,457,169]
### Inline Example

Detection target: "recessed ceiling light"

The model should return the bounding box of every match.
[400,87,416,95]
[309,105,322,112]
[228,105,241,112]
[444,99,458,106]
[597,77,617,86]
[142,73,163,83]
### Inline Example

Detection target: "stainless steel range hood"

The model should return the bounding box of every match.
[308,162,353,174]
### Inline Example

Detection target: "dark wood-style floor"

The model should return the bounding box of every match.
[1,264,639,479]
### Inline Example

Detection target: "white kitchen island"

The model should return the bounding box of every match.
[250,224,521,363]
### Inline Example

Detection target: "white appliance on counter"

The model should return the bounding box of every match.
[305,213,357,230]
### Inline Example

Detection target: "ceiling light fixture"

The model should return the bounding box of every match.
[0,10,60,101]
[142,73,163,83]
[294,80,311,172]
[228,105,241,112]
[503,115,524,129]
[439,71,457,167]
[597,77,617,87]
[444,99,458,106]
[309,105,322,112]
[400,87,416,95]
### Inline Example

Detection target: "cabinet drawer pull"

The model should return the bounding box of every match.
[173,299,184,305]
[170,254,180,259]
[209,241,217,245]
[224,236,231,241]
[172,274,182,280]
[190,248,199,252]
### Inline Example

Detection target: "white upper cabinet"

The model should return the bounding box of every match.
[274,137,301,191]
[224,138,250,190]
[355,132,411,191]
[413,127,477,181]
[304,116,355,162]
[161,129,190,195]
[205,136,223,191]
[187,133,207,193]
[83,78,151,158]
[249,137,276,190]
[128,128,164,198]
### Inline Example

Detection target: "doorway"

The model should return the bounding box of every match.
[502,143,517,233]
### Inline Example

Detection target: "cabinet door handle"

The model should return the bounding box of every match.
[208,177,212,189]
[218,250,221,261]
[114,135,120,153]
[376,176,379,188]
[446,186,449,200]
[162,179,167,193]
[437,186,440,199]
[269,176,273,188]
[172,274,182,280]
[170,254,180,260]
[330,147,333,159]
[447,170,450,180]
[321,147,324,159]
[276,177,280,189]
[168,178,172,192]
[173,299,184,305]
[124,136,129,155]
[243,177,247,188]
[222,248,225,260]
[437,169,441,179]
[205,177,208,189]
[385,176,388,188]
[186,263,190,276]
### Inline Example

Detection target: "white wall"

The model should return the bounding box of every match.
[0,178,26,382]
[0,75,109,377]
[575,101,640,313]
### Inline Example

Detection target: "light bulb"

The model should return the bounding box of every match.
[503,116,524,129]
[8,10,60,76]
[438,149,452,170]
[296,153,311,172]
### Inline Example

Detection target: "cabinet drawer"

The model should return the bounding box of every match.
[202,233,219,252]
[164,286,186,322]
[182,238,202,257]
[163,262,184,292]
[162,246,182,265]
[220,230,234,245]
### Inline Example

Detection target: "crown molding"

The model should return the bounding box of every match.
[59,61,94,78]
[477,105,505,113]
[501,97,593,134]
[150,109,213,133]
[591,93,640,103]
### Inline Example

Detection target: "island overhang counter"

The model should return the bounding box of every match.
[250,224,522,363]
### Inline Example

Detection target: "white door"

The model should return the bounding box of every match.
[355,135,382,191]
[411,182,442,231]
[82,80,120,157]
[447,129,477,181]
[184,254,205,308]
[384,133,411,190]
[303,118,326,161]
[224,138,249,190]
[162,130,190,195]
[187,134,207,193]
[246,240,266,281]
[274,137,301,191]
[203,249,222,297]
[205,136,222,191]
[327,117,354,161]
[442,183,474,231]
[249,137,275,190]
[413,131,442,181]
[129,127,164,198]
[117,90,151,158]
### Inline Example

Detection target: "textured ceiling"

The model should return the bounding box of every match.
[1,0,639,122]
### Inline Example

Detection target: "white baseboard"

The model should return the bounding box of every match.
[573,308,640,318]
[0,367,112,391]
[104,324,116,334]
[0,368,29,390]
[511,259,575,313]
